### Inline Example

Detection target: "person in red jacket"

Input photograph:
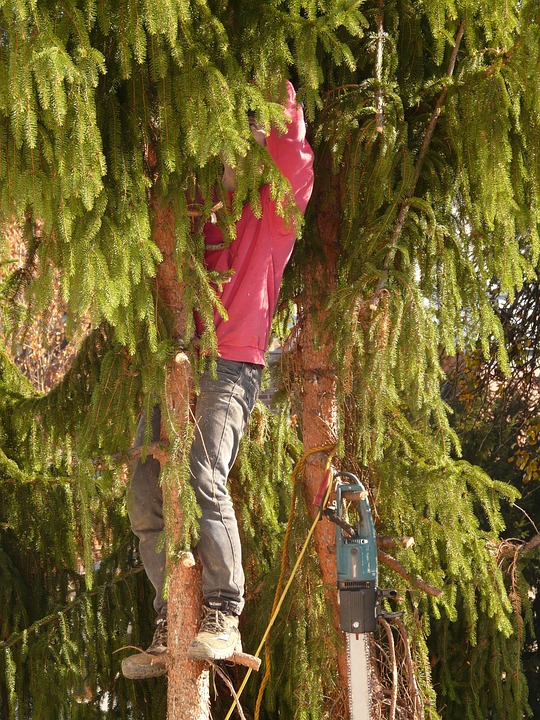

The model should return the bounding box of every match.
[122,82,314,679]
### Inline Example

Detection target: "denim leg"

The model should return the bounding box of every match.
[189,359,261,615]
[127,406,168,619]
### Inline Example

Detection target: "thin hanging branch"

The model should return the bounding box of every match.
[212,664,248,720]
[394,618,424,719]
[375,20,466,291]
[380,618,398,720]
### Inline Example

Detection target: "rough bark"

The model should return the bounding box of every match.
[152,197,210,720]
[295,163,351,701]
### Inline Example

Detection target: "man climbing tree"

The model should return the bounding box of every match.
[2,2,540,719]
[122,81,314,680]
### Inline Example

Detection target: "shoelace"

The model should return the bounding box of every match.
[151,618,168,648]
[200,608,227,634]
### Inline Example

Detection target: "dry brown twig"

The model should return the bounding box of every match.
[372,617,426,720]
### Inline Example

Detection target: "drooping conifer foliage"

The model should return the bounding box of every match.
[1,0,540,718]
[443,282,540,719]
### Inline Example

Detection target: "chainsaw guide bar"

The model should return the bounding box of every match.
[347,633,372,719]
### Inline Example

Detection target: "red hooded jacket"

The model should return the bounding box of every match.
[199,81,315,366]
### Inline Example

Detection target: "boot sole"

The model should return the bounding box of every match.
[187,642,243,662]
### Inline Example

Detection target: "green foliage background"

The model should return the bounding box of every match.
[1,0,540,718]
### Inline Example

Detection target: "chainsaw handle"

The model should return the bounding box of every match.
[334,471,362,486]
[334,473,375,544]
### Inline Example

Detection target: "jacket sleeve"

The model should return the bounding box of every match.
[265,81,315,214]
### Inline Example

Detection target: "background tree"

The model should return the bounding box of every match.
[444,281,540,719]
[1,1,540,719]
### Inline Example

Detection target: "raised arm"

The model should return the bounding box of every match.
[265,81,314,214]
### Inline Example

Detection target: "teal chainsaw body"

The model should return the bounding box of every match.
[318,471,402,719]
[333,472,380,634]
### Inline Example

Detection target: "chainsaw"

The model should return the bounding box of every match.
[321,471,400,719]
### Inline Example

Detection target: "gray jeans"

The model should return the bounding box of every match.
[128,359,262,618]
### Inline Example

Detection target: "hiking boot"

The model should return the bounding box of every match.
[187,606,242,661]
[122,616,168,679]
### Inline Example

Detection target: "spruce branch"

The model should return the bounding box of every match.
[94,441,170,468]
[519,533,540,554]
[322,84,362,97]
[378,550,443,598]
[377,535,415,550]
[0,565,145,652]
[375,20,466,295]
[497,533,540,558]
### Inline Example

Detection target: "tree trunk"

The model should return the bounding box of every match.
[152,198,210,720]
[295,164,351,708]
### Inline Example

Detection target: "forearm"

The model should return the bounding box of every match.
[265,81,314,212]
